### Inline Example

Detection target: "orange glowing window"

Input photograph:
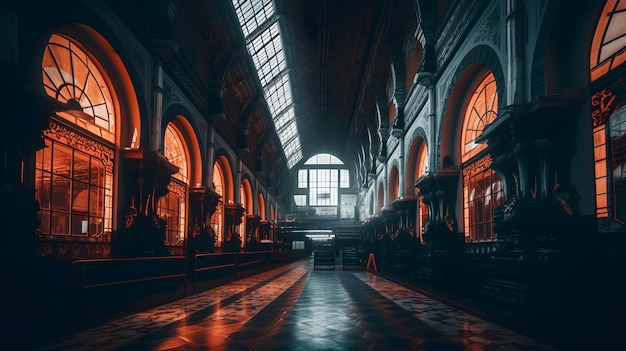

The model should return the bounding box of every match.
[417,144,428,177]
[158,124,189,246]
[460,71,502,241]
[258,193,266,220]
[42,34,115,143]
[157,182,186,246]
[240,184,247,239]
[461,72,498,163]
[416,144,428,241]
[388,166,399,203]
[594,125,609,218]
[164,124,189,183]
[36,33,115,238]
[463,162,506,242]
[212,164,225,245]
[590,0,626,82]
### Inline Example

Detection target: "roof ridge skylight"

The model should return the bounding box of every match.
[231,0,303,169]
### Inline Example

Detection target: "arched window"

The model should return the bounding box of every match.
[212,164,225,246]
[388,165,399,203]
[296,153,349,209]
[461,71,506,241]
[258,193,266,220]
[36,33,115,238]
[416,143,429,243]
[590,0,626,222]
[158,124,188,248]
[240,183,247,242]
[590,0,626,82]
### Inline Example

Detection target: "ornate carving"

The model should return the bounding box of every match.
[591,88,615,127]
[462,155,492,182]
[44,121,115,172]
[591,77,625,127]
[167,181,186,200]
[475,3,501,48]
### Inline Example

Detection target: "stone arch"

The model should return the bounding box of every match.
[439,45,505,168]
[213,151,235,203]
[162,109,204,187]
[405,127,429,194]
[388,163,400,204]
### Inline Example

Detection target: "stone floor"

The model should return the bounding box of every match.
[28,258,561,351]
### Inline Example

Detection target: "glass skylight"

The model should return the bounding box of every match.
[265,73,292,115]
[274,106,294,131]
[278,120,298,143]
[233,0,274,37]
[232,0,303,169]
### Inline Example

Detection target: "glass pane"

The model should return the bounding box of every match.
[461,72,497,162]
[72,181,89,214]
[298,169,307,188]
[90,186,104,218]
[53,143,73,178]
[164,124,189,183]
[71,214,89,235]
[90,217,104,237]
[41,139,53,172]
[90,159,105,186]
[40,212,51,234]
[230,0,301,168]
[73,150,90,184]
[51,174,71,212]
[51,212,70,235]
[43,34,116,142]
[36,170,51,210]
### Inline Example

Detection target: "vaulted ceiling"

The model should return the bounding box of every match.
[110,0,450,203]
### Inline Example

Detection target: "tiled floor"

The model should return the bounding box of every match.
[32,259,558,351]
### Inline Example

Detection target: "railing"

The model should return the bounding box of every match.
[193,252,236,290]
[70,250,309,300]
[465,240,500,255]
[71,256,187,290]
[236,251,271,272]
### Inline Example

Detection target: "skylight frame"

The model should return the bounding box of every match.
[232,0,303,169]
[273,106,295,131]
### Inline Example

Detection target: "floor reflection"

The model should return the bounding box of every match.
[34,259,557,350]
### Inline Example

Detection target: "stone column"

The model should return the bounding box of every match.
[113,149,177,257]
